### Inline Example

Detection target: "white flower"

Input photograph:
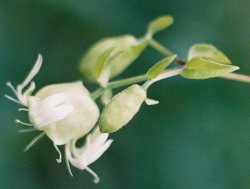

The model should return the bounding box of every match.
[6,54,113,182]
[28,81,99,146]
[65,127,113,183]
[5,54,100,161]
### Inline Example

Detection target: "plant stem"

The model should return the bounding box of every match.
[219,72,250,84]
[143,67,183,89]
[91,39,250,100]
[108,75,148,89]
[91,67,182,100]
[149,39,185,65]
[149,39,250,84]
[91,74,148,100]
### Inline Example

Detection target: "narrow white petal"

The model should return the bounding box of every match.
[18,108,29,111]
[16,54,42,105]
[15,119,33,126]
[23,82,36,97]
[40,93,67,108]
[46,105,73,124]
[85,166,100,184]
[34,105,74,126]
[18,128,37,133]
[79,134,109,160]
[65,144,74,177]
[6,81,17,94]
[18,54,42,90]
[24,132,45,151]
[89,127,105,142]
[65,127,113,182]
[54,143,62,163]
[86,139,113,165]
[4,94,23,105]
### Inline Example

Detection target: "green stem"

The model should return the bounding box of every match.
[149,39,250,84]
[91,74,148,100]
[143,67,183,90]
[108,75,148,89]
[91,39,250,100]
[149,39,185,65]
[91,67,183,100]
[219,72,250,84]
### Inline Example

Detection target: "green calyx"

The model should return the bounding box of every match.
[99,84,146,133]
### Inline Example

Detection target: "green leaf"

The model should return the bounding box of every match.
[93,47,115,79]
[147,15,174,37]
[99,84,146,133]
[188,44,231,64]
[108,41,147,77]
[147,55,176,80]
[181,58,239,79]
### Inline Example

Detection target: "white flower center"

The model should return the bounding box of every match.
[29,93,74,128]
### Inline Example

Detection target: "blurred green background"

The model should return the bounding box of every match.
[0,0,249,188]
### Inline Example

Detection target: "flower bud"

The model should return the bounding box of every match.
[79,35,145,82]
[99,84,146,133]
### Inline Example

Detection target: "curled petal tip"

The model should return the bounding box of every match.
[6,81,11,86]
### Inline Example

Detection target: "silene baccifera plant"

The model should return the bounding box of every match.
[5,15,250,183]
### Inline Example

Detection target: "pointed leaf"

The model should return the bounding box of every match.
[147,55,176,80]
[93,47,115,79]
[108,41,147,77]
[181,58,239,79]
[188,44,231,64]
[147,15,174,37]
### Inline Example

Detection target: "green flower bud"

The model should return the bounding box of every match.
[79,35,145,82]
[99,84,146,133]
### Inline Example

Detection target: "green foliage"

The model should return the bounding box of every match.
[147,15,174,38]
[108,42,146,78]
[147,55,176,80]
[94,47,115,87]
[93,47,115,79]
[182,44,239,79]
[188,44,231,64]
[181,58,239,79]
